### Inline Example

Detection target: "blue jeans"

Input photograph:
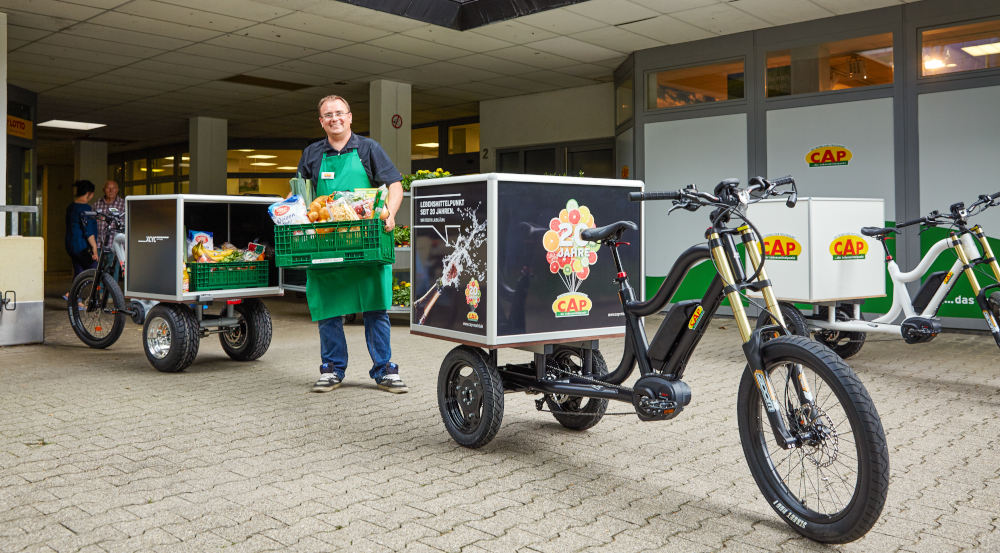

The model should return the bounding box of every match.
[318,310,394,380]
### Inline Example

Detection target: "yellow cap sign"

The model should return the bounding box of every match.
[830,234,868,260]
[807,145,851,167]
[764,234,801,260]
[552,292,591,318]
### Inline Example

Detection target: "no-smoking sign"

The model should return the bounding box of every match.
[391,114,403,129]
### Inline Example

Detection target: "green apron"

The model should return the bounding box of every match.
[305,150,392,321]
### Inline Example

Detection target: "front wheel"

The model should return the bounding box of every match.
[219,299,272,361]
[67,269,126,349]
[438,346,504,448]
[737,336,888,543]
[143,304,200,373]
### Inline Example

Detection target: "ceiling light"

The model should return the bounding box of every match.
[250,162,277,166]
[38,119,106,130]
[139,168,165,172]
[164,156,174,160]
[237,149,255,152]
[277,166,298,170]
[247,154,277,159]
[961,42,1000,56]
[924,58,946,70]
[415,142,439,148]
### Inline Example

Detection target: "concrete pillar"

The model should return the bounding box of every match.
[189,116,227,195]
[369,79,411,177]
[73,140,108,185]
[1,12,8,235]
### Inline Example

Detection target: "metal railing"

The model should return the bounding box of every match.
[1,205,39,236]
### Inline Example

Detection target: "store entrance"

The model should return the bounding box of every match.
[6,143,39,236]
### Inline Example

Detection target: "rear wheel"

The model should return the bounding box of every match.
[544,347,609,430]
[814,306,866,359]
[438,346,504,448]
[756,302,808,341]
[219,299,272,361]
[67,269,126,349]
[143,304,200,373]
[737,336,888,543]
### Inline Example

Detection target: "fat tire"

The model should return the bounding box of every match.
[67,269,127,349]
[219,299,272,361]
[143,304,200,373]
[756,302,808,340]
[814,306,866,359]
[737,335,888,543]
[544,347,609,430]
[438,346,504,448]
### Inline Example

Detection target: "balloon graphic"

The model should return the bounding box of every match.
[543,199,598,295]
[543,230,559,252]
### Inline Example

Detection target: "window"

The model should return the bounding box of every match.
[447,123,480,155]
[766,33,893,97]
[647,59,745,110]
[922,18,1000,77]
[616,76,633,126]
[227,149,301,174]
[411,126,439,160]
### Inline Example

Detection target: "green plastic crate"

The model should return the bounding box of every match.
[273,219,395,268]
[188,260,269,291]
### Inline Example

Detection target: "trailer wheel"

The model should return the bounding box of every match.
[544,347,609,430]
[143,304,200,373]
[219,299,272,361]
[814,305,867,359]
[438,346,504,448]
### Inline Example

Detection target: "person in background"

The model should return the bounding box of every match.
[63,180,98,301]
[297,94,407,394]
[94,179,125,249]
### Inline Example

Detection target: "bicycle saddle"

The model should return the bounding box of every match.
[581,220,638,242]
[860,226,896,237]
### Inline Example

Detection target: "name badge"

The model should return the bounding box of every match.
[320,171,335,180]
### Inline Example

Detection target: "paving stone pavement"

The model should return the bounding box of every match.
[2,292,999,552]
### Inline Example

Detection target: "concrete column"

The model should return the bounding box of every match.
[189,116,227,195]
[1,12,8,235]
[73,140,108,185]
[369,79,411,177]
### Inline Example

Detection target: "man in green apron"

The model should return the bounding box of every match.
[296,94,406,393]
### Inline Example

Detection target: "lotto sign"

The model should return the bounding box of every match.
[806,145,852,167]
[764,234,802,260]
[829,234,868,260]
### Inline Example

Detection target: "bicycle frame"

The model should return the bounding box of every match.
[812,229,1000,342]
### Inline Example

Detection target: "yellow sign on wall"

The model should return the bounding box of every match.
[7,116,33,140]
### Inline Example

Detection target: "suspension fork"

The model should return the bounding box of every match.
[710,229,797,449]
[741,226,815,406]
[954,231,1000,346]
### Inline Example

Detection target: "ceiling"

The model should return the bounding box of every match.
[2,0,918,155]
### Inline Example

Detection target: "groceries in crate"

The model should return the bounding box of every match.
[268,195,311,225]
[186,230,214,258]
[189,240,266,263]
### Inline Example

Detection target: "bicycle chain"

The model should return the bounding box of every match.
[534,359,640,417]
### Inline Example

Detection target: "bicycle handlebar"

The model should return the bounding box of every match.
[629,175,796,212]
[628,191,680,201]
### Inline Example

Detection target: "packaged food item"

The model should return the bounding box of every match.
[268,195,310,225]
[182,264,189,293]
[187,230,213,259]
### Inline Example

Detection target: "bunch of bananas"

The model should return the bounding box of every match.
[191,242,243,263]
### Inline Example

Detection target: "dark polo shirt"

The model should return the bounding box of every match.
[296,133,402,187]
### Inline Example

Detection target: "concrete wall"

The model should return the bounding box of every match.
[479,83,614,171]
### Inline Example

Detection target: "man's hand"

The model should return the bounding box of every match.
[383,210,396,232]
[91,249,99,261]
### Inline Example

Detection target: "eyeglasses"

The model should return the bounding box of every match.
[320,111,349,120]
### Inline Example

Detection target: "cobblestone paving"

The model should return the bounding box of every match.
[1,294,998,552]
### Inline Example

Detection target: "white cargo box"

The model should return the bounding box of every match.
[746,197,885,303]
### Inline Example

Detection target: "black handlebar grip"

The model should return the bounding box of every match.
[991,191,1000,200]
[897,216,925,228]
[83,211,97,217]
[629,191,680,201]
[770,175,795,187]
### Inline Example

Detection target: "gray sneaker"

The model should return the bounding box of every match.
[312,373,342,393]
[376,373,408,394]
